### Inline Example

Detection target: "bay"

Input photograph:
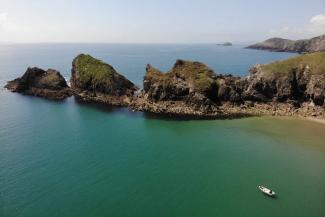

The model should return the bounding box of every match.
[0,44,324,217]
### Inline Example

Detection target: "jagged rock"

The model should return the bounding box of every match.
[4,67,71,100]
[244,52,325,106]
[132,52,325,118]
[143,60,218,106]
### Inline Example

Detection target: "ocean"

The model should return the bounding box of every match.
[0,44,324,217]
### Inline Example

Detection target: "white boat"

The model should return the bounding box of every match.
[258,185,276,197]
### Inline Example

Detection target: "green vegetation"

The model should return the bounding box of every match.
[262,52,325,76]
[171,60,216,90]
[74,54,117,87]
[147,60,216,90]
[41,71,61,83]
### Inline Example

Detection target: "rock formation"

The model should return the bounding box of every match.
[242,52,325,106]
[246,35,325,53]
[132,52,325,118]
[4,52,325,119]
[71,54,138,106]
[5,67,71,100]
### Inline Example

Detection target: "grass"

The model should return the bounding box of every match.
[42,72,60,83]
[261,52,325,76]
[74,54,116,87]
[146,60,216,91]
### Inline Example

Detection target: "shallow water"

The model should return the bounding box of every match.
[1,44,324,217]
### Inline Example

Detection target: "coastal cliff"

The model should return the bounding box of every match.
[132,52,325,118]
[131,60,224,117]
[71,54,138,106]
[5,67,71,100]
[247,35,325,53]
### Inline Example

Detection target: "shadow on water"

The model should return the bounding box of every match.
[73,96,255,122]
[4,90,255,122]
[72,97,144,119]
[142,111,255,122]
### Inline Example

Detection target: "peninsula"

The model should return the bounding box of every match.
[246,35,325,53]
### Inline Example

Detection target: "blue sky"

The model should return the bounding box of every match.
[0,0,324,43]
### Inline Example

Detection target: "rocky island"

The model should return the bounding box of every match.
[71,54,138,106]
[217,42,232,46]
[5,67,71,100]
[4,52,325,119]
[247,35,325,53]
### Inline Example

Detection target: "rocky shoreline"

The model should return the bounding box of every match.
[130,100,325,119]
[4,52,325,120]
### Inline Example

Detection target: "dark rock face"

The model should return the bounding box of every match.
[71,54,138,106]
[5,67,71,100]
[215,75,243,103]
[143,60,219,109]
[71,54,137,96]
[239,66,325,106]
[247,35,325,53]
[138,53,325,115]
[243,66,300,102]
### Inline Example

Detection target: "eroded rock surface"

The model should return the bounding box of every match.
[5,67,71,100]
[71,54,138,106]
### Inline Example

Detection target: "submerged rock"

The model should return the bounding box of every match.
[5,67,71,100]
[71,54,138,106]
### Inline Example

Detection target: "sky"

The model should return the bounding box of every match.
[0,0,325,43]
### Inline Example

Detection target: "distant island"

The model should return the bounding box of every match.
[246,35,325,53]
[217,42,232,46]
[4,52,325,119]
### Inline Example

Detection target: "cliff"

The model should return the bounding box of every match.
[132,53,325,118]
[71,54,138,106]
[243,52,325,105]
[5,67,71,100]
[246,35,325,53]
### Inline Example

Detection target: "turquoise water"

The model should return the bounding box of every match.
[1,44,325,217]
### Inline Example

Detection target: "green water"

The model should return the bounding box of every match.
[1,93,325,217]
[0,44,324,217]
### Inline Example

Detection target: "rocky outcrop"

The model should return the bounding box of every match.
[5,67,71,100]
[242,52,325,106]
[71,54,138,106]
[142,60,218,106]
[132,53,325,118]
[247,35,325,53]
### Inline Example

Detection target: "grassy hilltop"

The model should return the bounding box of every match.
[261,52,325,76]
